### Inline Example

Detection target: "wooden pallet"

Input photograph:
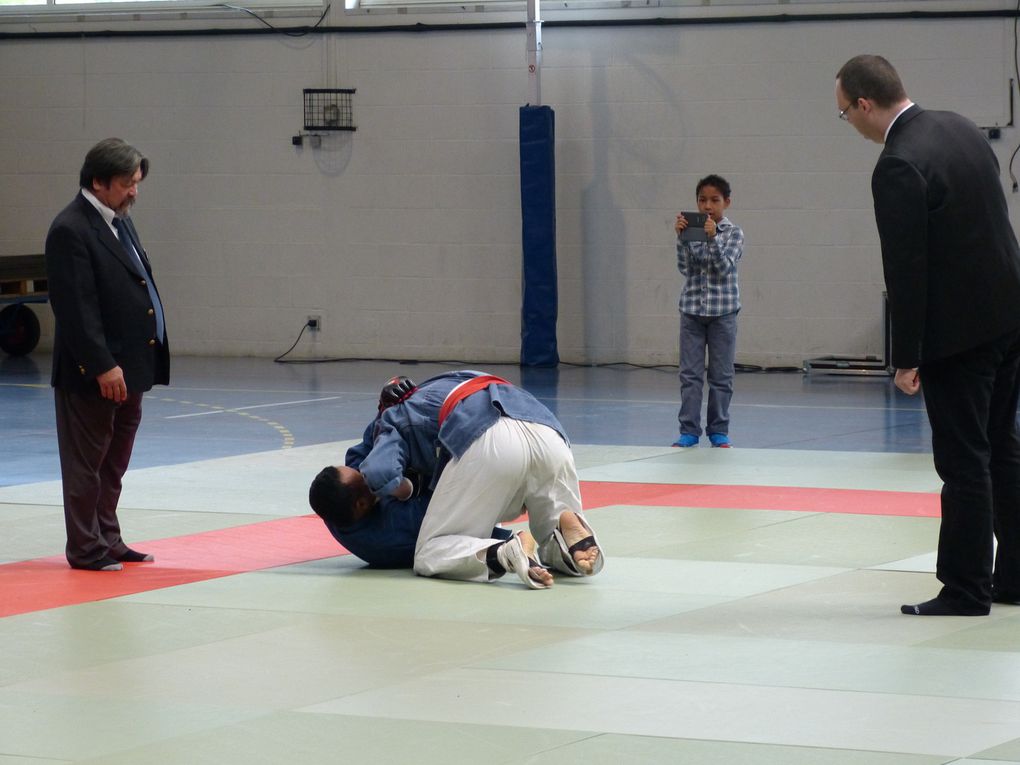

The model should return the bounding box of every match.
[0,278,47,297]
[0,255,48,299]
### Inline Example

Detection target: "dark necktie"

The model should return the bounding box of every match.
[113,216,166,343]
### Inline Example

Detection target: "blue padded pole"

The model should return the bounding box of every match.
[519,104,558,367]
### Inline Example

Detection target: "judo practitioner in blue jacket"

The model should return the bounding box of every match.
[309,371,603,589]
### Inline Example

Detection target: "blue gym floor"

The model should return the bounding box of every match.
[0,354,931,488]
[7,355,1020,765]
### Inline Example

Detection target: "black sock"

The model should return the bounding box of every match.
[900,597,988,616]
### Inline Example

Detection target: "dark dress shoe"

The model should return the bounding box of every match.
[70,556,123,572]
[114,548,155,563]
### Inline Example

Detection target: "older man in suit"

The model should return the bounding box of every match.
[836,55,1020,615]
[45,138,170,571]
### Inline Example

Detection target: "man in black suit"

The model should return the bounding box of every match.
[836,55,1020,615]
[45,138,170,571]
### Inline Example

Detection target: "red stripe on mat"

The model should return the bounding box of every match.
[579,481,940,517]
[0,515,346,618]
[0,481,939,618]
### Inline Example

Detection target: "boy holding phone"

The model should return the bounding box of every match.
[672,174,745,448]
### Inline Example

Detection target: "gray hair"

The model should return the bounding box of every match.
[79,138,149,190]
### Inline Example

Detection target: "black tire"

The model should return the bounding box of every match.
[0,304,41,356]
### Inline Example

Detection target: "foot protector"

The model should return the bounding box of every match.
[553,513,604,577]
[496,532,551,590]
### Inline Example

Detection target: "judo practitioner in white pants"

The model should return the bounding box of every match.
[334,370,604,589]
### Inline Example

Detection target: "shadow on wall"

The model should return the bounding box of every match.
[309,132,355,177]
[581,37,682,363]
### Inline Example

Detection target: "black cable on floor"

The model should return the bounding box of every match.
[273,320,803,373]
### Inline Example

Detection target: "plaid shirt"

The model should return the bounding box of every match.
[676,216,744,316]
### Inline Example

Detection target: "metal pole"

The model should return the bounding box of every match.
[526,0,542,105]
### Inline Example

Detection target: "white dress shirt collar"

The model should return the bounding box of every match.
[885,101,916,142]
[81,188,118,233]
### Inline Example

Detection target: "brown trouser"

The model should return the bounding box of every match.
[54,388,143,567]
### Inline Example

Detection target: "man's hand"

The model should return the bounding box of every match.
[96,366,128,403]
[674,214,688,235]
[378,376,417,413]
[704,217,717,238]
[894,367,920,395]
[391,471,427,501]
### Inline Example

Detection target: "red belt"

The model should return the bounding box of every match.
[438,375,511,425]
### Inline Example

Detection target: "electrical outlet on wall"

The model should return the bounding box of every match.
[307,313,323,333]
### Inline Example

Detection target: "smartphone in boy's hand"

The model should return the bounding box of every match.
[680,211,708,242]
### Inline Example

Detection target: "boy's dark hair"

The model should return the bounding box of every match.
[308,466,357,528]
[836,55,907,109]
[697,174,731,200]
[79,138,149,190]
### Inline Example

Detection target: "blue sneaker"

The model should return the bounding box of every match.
[708,433,731,448]
[671,434,699,448]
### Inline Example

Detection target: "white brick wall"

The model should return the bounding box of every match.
[2,10,1016,366]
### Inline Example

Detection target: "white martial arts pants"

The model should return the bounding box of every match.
[413,417,586,582]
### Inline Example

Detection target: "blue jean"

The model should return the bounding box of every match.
[678,311,738,437]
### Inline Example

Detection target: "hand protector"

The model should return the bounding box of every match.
[378,376,417,412]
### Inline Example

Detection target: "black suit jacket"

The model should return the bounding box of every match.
[45,192,170,393]
[872,105,1020,368]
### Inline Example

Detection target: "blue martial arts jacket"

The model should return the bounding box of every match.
[351,370,568,501]
[320,492,429,569]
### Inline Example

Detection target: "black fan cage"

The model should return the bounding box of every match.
[303,89,356,131]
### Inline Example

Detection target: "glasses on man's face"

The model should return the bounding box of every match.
[838,101,856,121]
